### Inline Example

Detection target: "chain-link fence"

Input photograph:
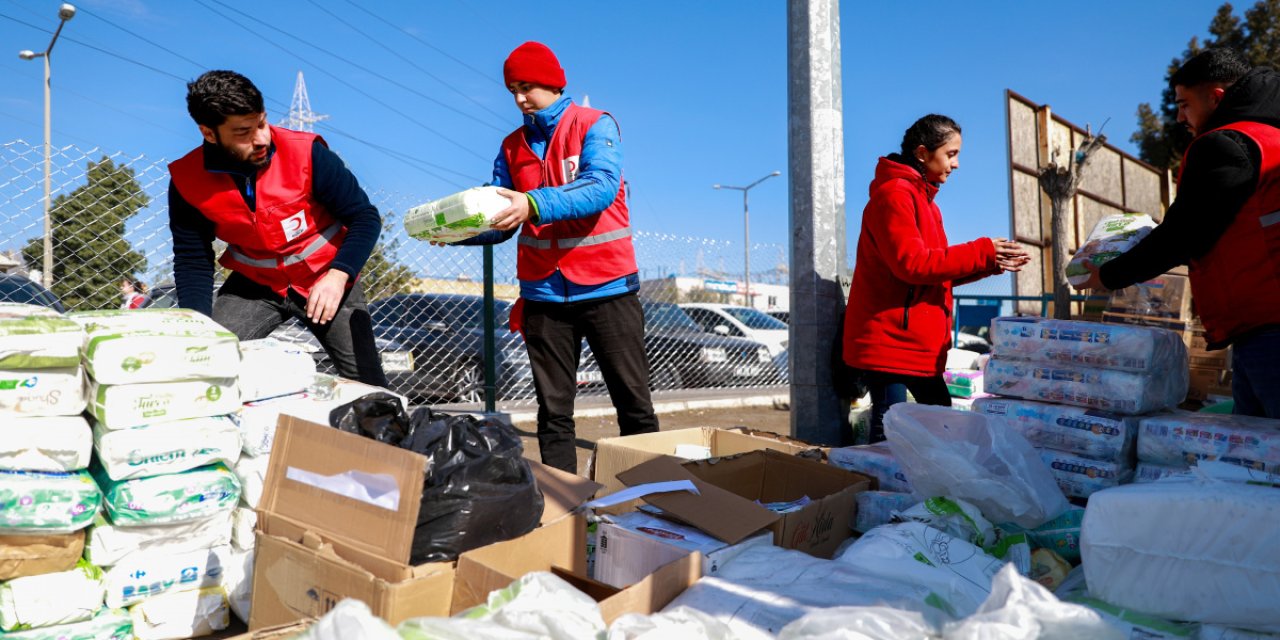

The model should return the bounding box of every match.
[0,139,790,410]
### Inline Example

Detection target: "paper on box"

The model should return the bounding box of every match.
[593,511,771,588]
[0,302,82,370]
[128,586,230,640]
[0,367,85,417]
[0,530,84,580]
[92,415,241,481]
[0,469,100,534]
[94,463,240,527]
[104,545,232,608]
[0,560,105,631]
[0,416,92,472]
[87,377,240,431]
[70,309,240,384]
[237,339,317,402]
[84,510,233,567]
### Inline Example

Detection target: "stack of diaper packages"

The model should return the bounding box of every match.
[1133,411,1280,483]
[71,309,243,639]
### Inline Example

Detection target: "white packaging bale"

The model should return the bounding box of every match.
[884,404,1070,528]
[990,315,1187,373]
[1138,411,1280,473]
[237,338,317,402]
[984,357,1184,416]
[224,547,253,624]
[0,303,82,370]
[0,560,105,631]
[128,586,229,640]
[1134,461,1189,484]
[609,606,742,640]
[84,510,233,567]
[232,451,268,508]
[104,545,232,608]
[1081,475,1280,631]
[91,415,240,481]
[776,606,937,640]
[70,309,240,385]
[0,469,100,534]
[972,397,1137,463]
[827,444,912,493]
[95,463,239,527]
[1066,212,1157,286]
[1039,448,1132,500]
[87,377,239,431]
[0,367,85,417]
[0,416,92,472]
[0,607,132,639]
[238,380,408,455]
[854,491,919,533]
[231,507,256,551]
[404,186,514,243]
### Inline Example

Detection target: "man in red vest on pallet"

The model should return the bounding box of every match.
[448,42,660,472]
[168,70,388,388]
[1076,48,1280,418]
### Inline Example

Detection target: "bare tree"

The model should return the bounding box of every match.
[1039,129,1107,319]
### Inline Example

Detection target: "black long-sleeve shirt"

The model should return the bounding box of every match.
[168,138,381,316]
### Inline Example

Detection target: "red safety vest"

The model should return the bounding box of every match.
[169,127,347,299]
[1181,121,1280,346]
[501,104,637,284]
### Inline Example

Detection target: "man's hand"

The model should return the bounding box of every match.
[1073,259,1109,293]
[306,269,349,325]
[489,188,532,231]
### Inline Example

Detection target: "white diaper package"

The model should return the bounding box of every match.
[224,548,253,624]
[1133,461,1189,484]
[104,545,232,608]
[827,444,912,493]
[0,607,132,639]
[70,309,239,385]
[230,507,256,552]
[232,452,268,509]
[128,586,229,640]
[0,470,100,534]
[989,316,1187,373]
[87,378,240,431]
[853,491,919,533]
[238,380,407,455]
[0,303,82,370]
[404,186,514,243]
[237,338,317,402]
[0,367,85,417]
[91,415,241,481]
[972,397,1137,463]
[1038,448,1132,499]
[1066,213,1157,286]
[0,560,104,631]
[0,416,92,472]
[1137,411,1280,473]
[984,357,1185,416]
[84,511,233,568]
[94,464,240,527]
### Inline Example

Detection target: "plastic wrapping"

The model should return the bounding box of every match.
[84,510,233,567]
[0,559,104,631]
[236,338,317,402]
[1005,505,1086,564]
[941,564,1125,640]
[775,606,936,640]
[0,416,92,472]
[404,572,607,640]
[943,370,984,398]
[1065,213,1157,286]
[884,404,1070,528]
[0,607,131,639]
[300,600,398,640]
[989,316,1187,373]
[94,463,240,527]
[103,545,232,608]
[232,451,268,509]
[608,606,742,640]
[0,367,85,417]
[0,469,100,534]
[330,392,414,445]
[972,397,1137,463]
[404,186,514,243]
[1137,411,1280,472]
[0,302,82,370]
[127,586,229,640]
[983,357,1185,416]
[91,415,241,481]
[87,378,240,431]
[853,491,919,533]
[69,309,240,384]
[827,444,912,493]
[231,507,256,552]
[1038,448,1132,499]
[224,547,253,625]
[0,530,84,580]
[1067,596,1198,639]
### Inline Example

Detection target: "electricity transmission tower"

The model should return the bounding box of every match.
[280,71,328,132]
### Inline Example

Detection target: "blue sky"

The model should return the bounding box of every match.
[0,1,1221,284]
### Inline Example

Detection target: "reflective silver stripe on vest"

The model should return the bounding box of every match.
[519,227,632,250]
[282,223,342,266]
[518,236,552,249]
[1261,210,1280,228]
[225,247,276,269]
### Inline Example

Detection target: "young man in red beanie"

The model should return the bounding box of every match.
[447,41,658,473]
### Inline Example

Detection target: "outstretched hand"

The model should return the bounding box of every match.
[991,238,1031,273]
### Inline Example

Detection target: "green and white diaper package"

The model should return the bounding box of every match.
[0,416,91,472]
[0,303,82,370]
[91,415,241,481]
[0,607,131,639]
[86,377,239,431]
[127,586,229,640]
[0,470,100,534]
[94,463,240,527]
[1066,213,1157,286]
[0,367,85,418]
[69,309,239,385]
[404,186,514,243]
[84,510,233,568]
[104,545,232,608]
[0,559,104,632]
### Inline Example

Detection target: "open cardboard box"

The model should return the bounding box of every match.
[248,415,600,629]
[617,449,872,559]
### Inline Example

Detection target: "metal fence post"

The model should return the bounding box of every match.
[483,243,497,414]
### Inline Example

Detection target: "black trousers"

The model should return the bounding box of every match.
[858,368,952,443]
[523,292,659,472]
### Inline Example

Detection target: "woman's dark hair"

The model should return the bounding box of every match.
[186,70,265,129]
[900,114,961,171]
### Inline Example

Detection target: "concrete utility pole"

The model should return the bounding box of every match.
[787,0,846,445]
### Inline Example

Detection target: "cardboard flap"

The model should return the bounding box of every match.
[530,461,602,524]
[616,456,778,544]
[261,416,427,564]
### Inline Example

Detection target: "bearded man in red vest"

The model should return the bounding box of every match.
[1077,48,1280,418]
[448,42,659,472]
[168,70,388,388]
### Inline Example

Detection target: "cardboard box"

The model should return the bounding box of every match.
[1187,366,1231,403]
[1106,274,1193,321]
[1187,328,1231,370]
[225,620,312,639]
[1100,310,1192,333]
[616,449,873,559]
[594,512,772,588]
[593,427,826,496]
[248,416,599,629]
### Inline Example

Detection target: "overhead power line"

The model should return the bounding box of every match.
[339,0,504,87]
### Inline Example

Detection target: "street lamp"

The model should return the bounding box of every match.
[19,3,76,289]
[713,170,780,308]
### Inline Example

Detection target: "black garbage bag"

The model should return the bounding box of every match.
[402,407,544,564]
[328,393,414,445]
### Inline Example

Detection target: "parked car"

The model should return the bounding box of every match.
[679,303,789,357]
[0,273,64,311]
[766,310,790,324]
[642,300,778,389]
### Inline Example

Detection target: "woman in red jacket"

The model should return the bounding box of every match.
[843,114,1028,442]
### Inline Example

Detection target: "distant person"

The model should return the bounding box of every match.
[1075,48,1280,419]
[119,278,147,309]
[440,41,658,472]
[842,114,1029,442]
[168,70,388,387]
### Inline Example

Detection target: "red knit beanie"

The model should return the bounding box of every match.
[503,41,566,90]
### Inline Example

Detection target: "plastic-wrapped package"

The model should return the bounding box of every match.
[231,507,256,551]
[989,316,1186,373]
[1133,462,1189,483]
[84,510,233,567]
[608,606,743,640]
[86,378,240,431]
[1199,625,1280,639]
[1067,596,1198,639]
[827,444,912,493]
[1065,213,1157,286]
[237,338,317,402]
[984,357,1185,416]
[404,187,514,243]
[94,463,240,527]
[0,469,100,534]
[884,404,1069,528]
[941,564,1125,640]
[91,415,241,481]
[0,530,84,580]
[69,309,240,385]
[972,397,1137,463]
[1038,448,1132,499]
[224,547,253,625]
[0,416,92,472]
[1005,505,1086,564]
[299,600,398,640]
[943,370,984,398]
[0,559,104,631]
[0,607,131,639]
[128,586,229,640]
[0,302,82,369]
[104,545,232,608]
[0,367,85,417]
[1137,411,1280,472]
[775,606,936,640]
[854,491,919,533]
[232,451,268,508]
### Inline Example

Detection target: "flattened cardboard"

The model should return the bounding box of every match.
[615,456,779,544]
[225,619,312,639]
[531,461,603,523]
[0,530,84,580]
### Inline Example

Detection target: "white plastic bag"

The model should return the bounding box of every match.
[607,606,741,640]
[399,572,606,640]
[301,600,398,640]
[884,404,1070,528]
[128,586,229,640]
[941,564,1125,640]
[777,606,937,640]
